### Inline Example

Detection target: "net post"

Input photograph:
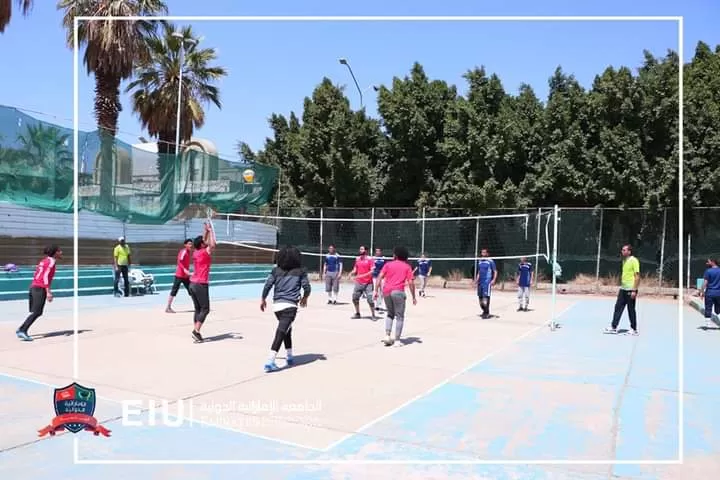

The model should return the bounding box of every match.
[534,208,541,288]
[473,217,480,280]
[595,208,604,293]
[275,168,281,222]
[370,207,375,253]
[319,208,324,275]
[659,208,667,294]
[420,207,426,254]
[550,205,560,330]
[686,232,691,290]
[226,213,230,239]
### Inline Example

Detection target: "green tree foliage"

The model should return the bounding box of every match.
[240,44,716,210]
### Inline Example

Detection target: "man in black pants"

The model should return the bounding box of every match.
[113,237,132,297]
[605,244,640,335]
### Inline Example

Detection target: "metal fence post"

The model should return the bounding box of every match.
[473,217,480,281]
[686,232,692,290]
[658,208,667,294]
[319,208,324,274]
[370,207,375,253]
[595,208,604,292]
[535,208,541,288]
[420,207,426,254]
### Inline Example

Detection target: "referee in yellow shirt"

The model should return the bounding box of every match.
[113,236,132,297]
[605,244,640,335]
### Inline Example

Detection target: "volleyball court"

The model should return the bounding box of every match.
[1,208,698,476]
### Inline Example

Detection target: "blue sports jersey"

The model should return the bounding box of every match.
[417,259,432,276]
[517,262,533,287]
[705,266,720,296]
[325,254,341,273]
[372,257,385,278]
[477,258,496,285]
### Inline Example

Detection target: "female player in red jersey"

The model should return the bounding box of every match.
[16,245,63,341]
[189,223,216,343]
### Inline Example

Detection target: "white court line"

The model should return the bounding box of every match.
[321,303,575,452]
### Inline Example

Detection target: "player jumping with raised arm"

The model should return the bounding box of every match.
[475,248,497,319]
[323,244,342,304]
[189,223,216,343]
[413,252,432,297]
[349,245,378,320]
[16,245,62,341]
[516,256,534,311]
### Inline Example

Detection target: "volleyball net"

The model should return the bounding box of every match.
[208,208,561,283]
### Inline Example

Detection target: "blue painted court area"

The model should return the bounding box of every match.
[1,294,718,480]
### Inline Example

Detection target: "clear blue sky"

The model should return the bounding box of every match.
[0,0,716,161]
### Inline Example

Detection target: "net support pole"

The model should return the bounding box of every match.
[534,208,541,288]
[370,207,375,253]
[275,168,281,222]
[659,208,667,294]
[550,205,559,330]
[421,207,426,254]
[226,213,230,240]
[319,208,324,275]
[594,208,604,293]
[686,232,691,290]
[473,217,480,280]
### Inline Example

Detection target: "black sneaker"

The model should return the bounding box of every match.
[192,330,203,343]
[327,300,332,305]
[517,307,523,312]
[351,313,361,319]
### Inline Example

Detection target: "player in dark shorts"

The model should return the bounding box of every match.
[166,239,193,313]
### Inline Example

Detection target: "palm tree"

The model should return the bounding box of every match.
[0,0,32,33]
[126,23,226,181]
[58,0,167,209]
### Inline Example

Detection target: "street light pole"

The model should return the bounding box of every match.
[338,57,364,107]
[172,32,197,156]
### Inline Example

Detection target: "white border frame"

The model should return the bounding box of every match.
[72,14,684,466]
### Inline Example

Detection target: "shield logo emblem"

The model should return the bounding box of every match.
[53,383,96,434]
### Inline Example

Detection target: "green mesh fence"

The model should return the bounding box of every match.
[0,105,277,222]
[266,207,691,289]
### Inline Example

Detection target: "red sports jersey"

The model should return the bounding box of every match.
[31,257,56,289]
[354,255,374,285]
[176,248,191,278]
[190,248,211,284]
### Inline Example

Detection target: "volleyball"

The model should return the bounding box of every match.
[242,169,255,183]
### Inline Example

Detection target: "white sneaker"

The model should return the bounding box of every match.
[392,337,403,347]
[382,335,393,346]
[604,327,618,334]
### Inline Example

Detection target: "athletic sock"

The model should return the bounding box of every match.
[268,351,277,363]
[286,348,293,358]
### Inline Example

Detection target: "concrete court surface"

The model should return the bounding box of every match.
[0,281,717,479]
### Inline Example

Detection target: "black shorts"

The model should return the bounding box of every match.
[170,276,190,296]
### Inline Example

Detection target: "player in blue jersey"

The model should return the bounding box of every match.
[701,257,720,327]
[413,253,432,297]
[322,244,342,304]
[475,248,497,319]
[516,257,534,311]
[372,248,386,313]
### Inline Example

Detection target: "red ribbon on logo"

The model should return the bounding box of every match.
[38,413,112,437]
